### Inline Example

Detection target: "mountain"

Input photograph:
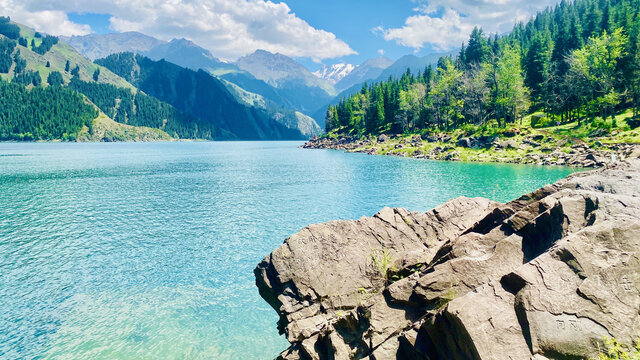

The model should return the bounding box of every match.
[139,39,303,112]
[141,38,237,74]
[0,20,191,141]
[3,23,131,89]
[375,53,448,81]
[62,33,325,123]
[310,55,442,127]
[1,19,316,141]
[138,41,320,136]
[96,53,312,140]
[236,50,336,113]
[61,32,165,61]
[312,63,355,85]
[220,80,321,137]
[334,57,393,92]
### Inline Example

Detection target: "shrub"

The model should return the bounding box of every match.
[371,249,397,286]
[594,337,640,360]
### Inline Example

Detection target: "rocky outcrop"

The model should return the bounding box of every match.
[255,158,640,360]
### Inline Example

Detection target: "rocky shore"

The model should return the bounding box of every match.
[255,156,640,359]
[302,133,640,168]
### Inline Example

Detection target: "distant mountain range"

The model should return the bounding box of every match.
[333,57,394,93]
[142,38,237,74]
[310,53,448,126]
[96,53,312,140]
[61,32,164,60]
[236,49,337,114]
[65,33,339,118]
[1,20,320,140]
[40,29,453,135]
[313,63,355,86]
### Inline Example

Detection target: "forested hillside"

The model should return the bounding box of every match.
[0,79,97,140]
[68,79,227,139]
[0,18,314,141]
[97,53,307,140]
[0,17,98,140]
[0,17,190,141]
[326,0,640,136]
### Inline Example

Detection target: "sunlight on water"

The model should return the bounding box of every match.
[0,142,577,359]
[43,287,248,359]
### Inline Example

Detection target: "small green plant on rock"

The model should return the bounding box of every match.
[434,281,459,309]
[371,249,397,286]
[594,337,640,360]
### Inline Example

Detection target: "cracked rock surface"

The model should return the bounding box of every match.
[255,158,640,360]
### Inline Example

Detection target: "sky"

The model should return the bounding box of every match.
[1,0,563,71]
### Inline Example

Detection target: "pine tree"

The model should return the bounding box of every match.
[465,27,491,66]
[71,65,80,78]
[47,71,64,87]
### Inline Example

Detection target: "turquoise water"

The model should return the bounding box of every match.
[0,142,576,359]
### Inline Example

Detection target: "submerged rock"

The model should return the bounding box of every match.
[256,156,640,360]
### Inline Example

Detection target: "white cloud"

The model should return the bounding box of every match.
[378,0,561,51]
[0,1,92,36]
[0,0,356,61]
[377,49,385,55]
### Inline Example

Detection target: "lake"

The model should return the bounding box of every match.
[0,142,576,359]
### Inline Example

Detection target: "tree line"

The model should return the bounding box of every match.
[326,0,640,136]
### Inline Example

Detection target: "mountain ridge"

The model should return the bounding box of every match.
[96,52,313,140]
[312,63,355,85]
[62,32,329,123]
[62,32,165,61]
[334,56,393,92]
[236,49,337,114]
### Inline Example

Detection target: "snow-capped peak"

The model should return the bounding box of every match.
[313,63,356,85]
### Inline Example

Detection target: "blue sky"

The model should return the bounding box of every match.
[281,0,438,69]
[66,1,445,70]
[4,0,563,70]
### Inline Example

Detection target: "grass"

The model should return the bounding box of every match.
[334,109,638,165]
[594,337,640,360]
[77,113,172,142]
[371,249,397,286]
[11,22,135,90]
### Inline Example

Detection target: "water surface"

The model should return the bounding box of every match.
[0,142,577,359]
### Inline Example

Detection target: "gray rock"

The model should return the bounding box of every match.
[444,151,460,161]
[256,160,640,359]
[456,137,472,148]
[255,198,498,352]
[377,134,390,143]
[500,140,518,149]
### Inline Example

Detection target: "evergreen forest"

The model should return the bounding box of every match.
[325,0,640,136]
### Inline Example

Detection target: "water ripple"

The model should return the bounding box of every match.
[0,142,576,359]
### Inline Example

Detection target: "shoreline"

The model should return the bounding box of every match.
[302,133,640,168]
[0,139,308,144]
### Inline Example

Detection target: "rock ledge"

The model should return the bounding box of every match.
[256,158,640,360]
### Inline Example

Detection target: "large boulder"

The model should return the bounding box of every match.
[255,198,498,345]
[256,159,640,360]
